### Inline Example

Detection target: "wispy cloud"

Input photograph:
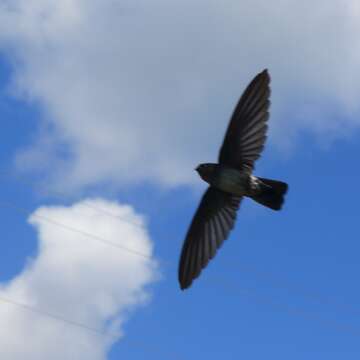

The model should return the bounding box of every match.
[0,198,158,359]
[0,0,359,192]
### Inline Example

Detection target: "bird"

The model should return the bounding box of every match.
[178,69,288,290]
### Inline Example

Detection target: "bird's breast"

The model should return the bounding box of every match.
[211,167,249,196]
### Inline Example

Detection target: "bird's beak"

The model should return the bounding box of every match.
[195,166,200,172]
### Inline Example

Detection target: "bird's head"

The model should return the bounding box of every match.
[195,163,217,183]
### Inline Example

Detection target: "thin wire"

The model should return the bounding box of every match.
[210,276,360,338]
[0,172,170,265]
[0,171,139,224]
[0,196,359,341]
[222,261,360,318]
[0,200,154,261]
[2,196,360,332]
[215,260,360,316]
[78,201,140,225]
[1,277,360,352]
[3,171,360,339]
[0,295,184,359]
[0,294,114,336]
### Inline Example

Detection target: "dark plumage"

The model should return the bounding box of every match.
[178,69,288,290]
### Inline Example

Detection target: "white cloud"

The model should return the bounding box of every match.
[0,0,360,192]
[0,198,158,359]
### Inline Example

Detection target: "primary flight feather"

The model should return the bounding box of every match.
[178,69,288,290]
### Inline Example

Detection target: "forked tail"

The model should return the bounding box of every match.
[251,177,288,210]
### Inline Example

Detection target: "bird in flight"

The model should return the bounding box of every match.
[178,69,288,290]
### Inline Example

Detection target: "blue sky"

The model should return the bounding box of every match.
[1,1,360,359]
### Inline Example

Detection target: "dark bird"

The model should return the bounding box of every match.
[178,69,288,290]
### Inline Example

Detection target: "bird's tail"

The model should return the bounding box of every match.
[251,178,288,211]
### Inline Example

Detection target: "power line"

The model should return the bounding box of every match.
[0,171,140,225]
[1,196,359,342]
[2,197,360,336]
[222,261,360,319]
[0,200,155,261]
[0,295,184,359]
[78,201,141,225]
[0,197,359,330]
[0,171,170,265]
[1,276,360,352]
[2,172,360,340]
[0,295,114,336]
[209,276,360,338]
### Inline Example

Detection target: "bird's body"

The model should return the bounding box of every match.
[178,69,289,290]
[197,163,252,197]
[196,163,287,209]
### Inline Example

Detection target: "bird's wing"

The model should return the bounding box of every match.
[178,187,242,290]
[218,69,271,173]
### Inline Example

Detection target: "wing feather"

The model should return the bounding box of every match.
[218,69,271,172]
[178,187,241,290]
